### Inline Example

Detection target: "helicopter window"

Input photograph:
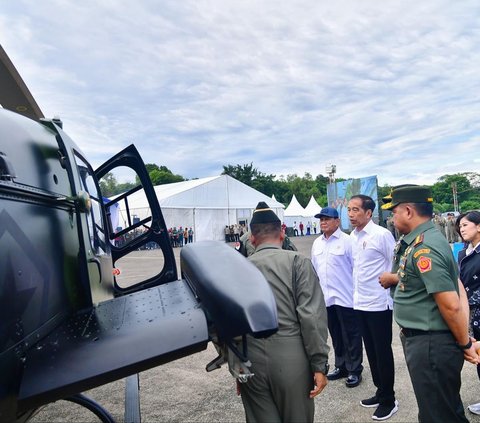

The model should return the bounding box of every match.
[98,166,166,288]
[98,167,152,245]
[73,154,106,254]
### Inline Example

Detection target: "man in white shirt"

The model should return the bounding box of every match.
[311,207,363,388]
[348,195,397,421]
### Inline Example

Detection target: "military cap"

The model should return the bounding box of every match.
[381,184,418,205]
[250,202,280,225]
[381,185,433,210]
[314,207,339,219]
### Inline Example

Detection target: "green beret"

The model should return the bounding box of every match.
[382,185,433,210]
[250,202,280,225]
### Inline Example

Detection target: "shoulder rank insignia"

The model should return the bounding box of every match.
[414,248,431,258]
[416,256,432,273]
[413,234,424,247]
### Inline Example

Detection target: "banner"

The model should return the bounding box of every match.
[327,175,379,231]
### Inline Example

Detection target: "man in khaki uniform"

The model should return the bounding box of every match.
[382,186,477,423]
[239,202,330,423]
[237,229,297,257]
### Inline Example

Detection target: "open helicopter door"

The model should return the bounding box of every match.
[95,145,178,297]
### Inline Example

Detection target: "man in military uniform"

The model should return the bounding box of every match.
[382,185,477,423]
[446,213,458,243]
[237,226,297,257]
[239,202,330,423]
[432,213,447,237]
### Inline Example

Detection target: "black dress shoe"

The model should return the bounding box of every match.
[327,367,348,380]
[345,374,362,388]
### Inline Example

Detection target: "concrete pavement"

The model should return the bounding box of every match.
[31,234,480,422]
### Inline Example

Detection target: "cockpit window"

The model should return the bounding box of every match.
[73,153,106,254]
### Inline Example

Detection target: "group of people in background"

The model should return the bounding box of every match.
[292,220,318,236]
[224,223,246,242]
[386,210,460,243]
[232,189,480,423]
[168,226,194,247]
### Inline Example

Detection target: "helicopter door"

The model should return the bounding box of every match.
[95,145,177,296]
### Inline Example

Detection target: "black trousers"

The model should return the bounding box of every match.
[401,331,468,423]
[327,305,363,375]
[356,309,395,405]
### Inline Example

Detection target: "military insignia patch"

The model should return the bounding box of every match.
[417,256,432,273]
[414,248,431,258]
[413,234,424,247]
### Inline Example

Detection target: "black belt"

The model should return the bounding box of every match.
[401,328,451,338]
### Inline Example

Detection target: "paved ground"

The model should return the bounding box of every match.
[31,235,480,422]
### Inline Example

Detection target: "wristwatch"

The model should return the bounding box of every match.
[458,339,473,350]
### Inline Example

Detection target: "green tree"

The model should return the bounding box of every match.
[460,200,480,212]
[222,163,276,197]
[99,172,136,197]
[270,178,291,205]
[99,172,118,197]
[432,174,472,206]
[378,172,480,212]
[149,169,184,185]
[463,172,480,188]
[141,163,184,186]
[314,174,329,196]
[281,173,322,207]
[222,163,258,185]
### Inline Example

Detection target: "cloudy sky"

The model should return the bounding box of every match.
[1,0,479,186]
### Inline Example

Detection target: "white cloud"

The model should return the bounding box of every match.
[1,0,479,186]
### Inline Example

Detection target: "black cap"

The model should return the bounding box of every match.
[250,202,280,225]
[381,185,433,210]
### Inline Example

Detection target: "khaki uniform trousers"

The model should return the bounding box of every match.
[240,335,314,423]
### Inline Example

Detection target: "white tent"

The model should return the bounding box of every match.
[304,196,322,219]
[117,175,285,242]
[283,194,306,228]
[302,195,322,235]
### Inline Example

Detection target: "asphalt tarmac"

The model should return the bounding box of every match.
[31,234,480,422]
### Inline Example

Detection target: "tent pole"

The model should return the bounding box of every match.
[193,208,196,242]
[225,175,230,225]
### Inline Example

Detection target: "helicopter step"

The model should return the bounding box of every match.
[17,280,208,412]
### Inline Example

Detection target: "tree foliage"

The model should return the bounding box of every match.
[100,162,480,213]
[222,163,278,198]
[143,163,184,185]
[99,172,135,197]
[223,163,329,207]
[99,164,184,197]
[432,173,480,212]
[222,166,480,211]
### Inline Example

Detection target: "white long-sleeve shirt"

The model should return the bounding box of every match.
[350,220,396,311]
[311,228,354,308]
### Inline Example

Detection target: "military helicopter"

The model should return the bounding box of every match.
[0,45,278,423]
